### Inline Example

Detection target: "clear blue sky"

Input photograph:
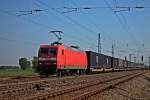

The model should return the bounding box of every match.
[0,0,150,66]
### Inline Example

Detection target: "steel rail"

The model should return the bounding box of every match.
[70,71,146,100]
[24,71,144,100]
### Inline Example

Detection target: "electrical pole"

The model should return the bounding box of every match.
[111,44,114,68]
[125,56,127,67]
[129,54,132,62]
[112,44,114,58]
[141,56,144,64]
[98,33,101,54]
[134,56,136,63]
[148,57,150,69]
[129,54,132,67]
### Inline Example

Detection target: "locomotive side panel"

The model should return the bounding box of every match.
[61,47,87,70]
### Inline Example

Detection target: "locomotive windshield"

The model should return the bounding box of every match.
[39,48,57,55]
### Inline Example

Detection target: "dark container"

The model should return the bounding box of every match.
[86,51,112,72]
[113,58,118,68]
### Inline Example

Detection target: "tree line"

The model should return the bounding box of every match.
[0,66,19,69]
[19,57,38,70]
[0,57,38,70]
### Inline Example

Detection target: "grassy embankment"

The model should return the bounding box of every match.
[0,69,38,78]
[136,82,150,99]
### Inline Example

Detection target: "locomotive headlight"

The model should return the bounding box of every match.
[38,57,56,61]
[38,57,45,61]
[49,57,56,61]
[38,57,42,61]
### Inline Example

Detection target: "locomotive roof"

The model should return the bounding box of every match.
[64,45,84,52]
[40,44,84,52]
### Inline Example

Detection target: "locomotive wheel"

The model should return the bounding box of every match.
[39,66,57,77]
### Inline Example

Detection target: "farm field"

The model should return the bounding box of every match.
[0,69,38,78]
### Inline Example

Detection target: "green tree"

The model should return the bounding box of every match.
[19,57,31,70]
[32,56,38,68]
[32,56,40,72]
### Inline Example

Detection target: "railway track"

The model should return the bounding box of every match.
[23,71,146,100]
[0,70,146,100]
[0,72,126,91]
[70,72,145,100]
[0,73,121,99]
[0,76,40,84]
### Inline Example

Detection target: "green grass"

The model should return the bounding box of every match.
[135,83,150,100]
[0,68,38,78]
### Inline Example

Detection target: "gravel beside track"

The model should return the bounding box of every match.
[0,76,41,84]
[0,70,147,100]
[23,71,145,100]
[0,73,112,99]
[87,70,150,100]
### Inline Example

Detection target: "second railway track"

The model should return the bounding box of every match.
[23,70,146,100]
[0,72,128,99]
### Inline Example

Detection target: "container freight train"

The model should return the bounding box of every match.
[38,44,144,76]
[86,51,144,73]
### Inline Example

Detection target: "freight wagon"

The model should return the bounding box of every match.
[86,51,112,73]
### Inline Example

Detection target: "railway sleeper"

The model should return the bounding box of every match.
[70,72,145,100]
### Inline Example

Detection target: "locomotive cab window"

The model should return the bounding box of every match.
[48,48,57,55]
[40,48,57,55]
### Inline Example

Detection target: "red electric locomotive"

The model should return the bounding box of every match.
[37,30,145,76]
[38,43,87,76]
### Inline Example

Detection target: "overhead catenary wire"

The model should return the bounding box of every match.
[36,0,124,54]
[0,9,56,30]
[112,0,138,43]
[34,0,97,49]
[0,9,95,49]
[47,6,150,11]
[102,0,142,59]
[74,2,114,39]
[0,0,148,53]
[60,0,147,55]
[113,1,145,59]
[0,8,68,44]
[17,9,48,16]
[35,0,98,49]
[51,9,97,40]
[69,0,114,53]
[103,0,138,46]
[35,0,98,38]
[65,0,115,53]
[34,0,148,49]
[0,8,92,47]
[0,34,40,45]
[0,9,57,44]
[112,0,137,56]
